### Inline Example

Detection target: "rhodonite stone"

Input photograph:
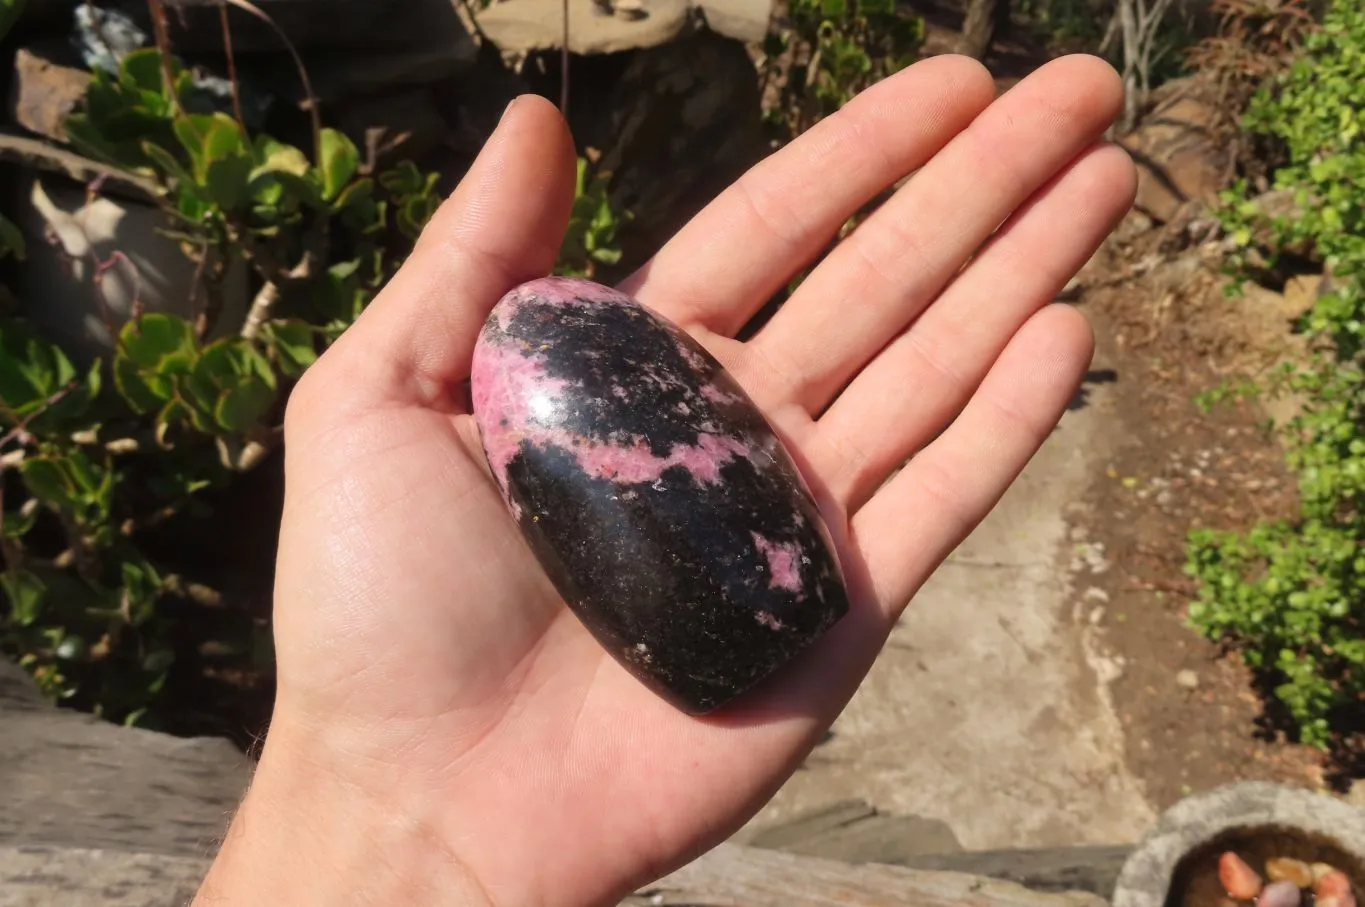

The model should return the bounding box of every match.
[469,276,849,714]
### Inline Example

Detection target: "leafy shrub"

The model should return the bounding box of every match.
[0,45,446,725]
[759,0,924,141]
[1186,0,1365,749]
[0,39,624,727]
[1183,0,1317,176]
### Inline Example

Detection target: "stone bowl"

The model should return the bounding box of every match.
[1114,782,1365,907]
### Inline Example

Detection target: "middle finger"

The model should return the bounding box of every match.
[748,54,1123,416]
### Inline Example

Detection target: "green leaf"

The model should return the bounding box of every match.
[114,357,167,413]
[118,314,198,367]
[317,128,360,202]
[334,177,379,230]
[2,501,36,540]
[20,457,78,513]
[264,320,319,378]
[173,114,217,176]
[0,212,26,261]
[205,154,253,211]
[119,49,170,95]
[378,160,427,195]
[201,114,247,166]
[0,0,26,45]
[251,135,311,178]
[114,314,198,411]
[1,569,46,627]
[139,139,194,185]
[155,396,196,446]
[214,381,276,433]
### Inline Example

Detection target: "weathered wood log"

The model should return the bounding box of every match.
[0,841,1112,907]
[0,660,253,858]
[900,845,1135,898]
[622,842,1108,907]
[0,846,208,907]
[0,658,1124,906]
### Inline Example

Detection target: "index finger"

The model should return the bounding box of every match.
[620,54,996,342]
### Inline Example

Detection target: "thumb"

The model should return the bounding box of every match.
[301,94,577,420]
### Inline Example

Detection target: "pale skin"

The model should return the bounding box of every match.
[192,53,1135,907]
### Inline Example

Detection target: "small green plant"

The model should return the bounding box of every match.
[1186,0,1365,750]
[0,37,629,729]
[555,157,624,280]
[759,0,924,141]
[0,46,442,727]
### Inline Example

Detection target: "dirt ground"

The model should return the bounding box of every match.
[1071,212,1332,811]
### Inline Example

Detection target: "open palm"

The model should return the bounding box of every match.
[203,53,1134,907]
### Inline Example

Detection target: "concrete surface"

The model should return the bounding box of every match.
[739,370,1157,850]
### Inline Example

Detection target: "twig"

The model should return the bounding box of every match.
[0,382,81,455]
[221,0,321,162]
[218,1,249,135]
[145,0,180,111]
[239,252,313,341]
[93,250,145,324]
[560,0,570,116]
[163,575,224,608]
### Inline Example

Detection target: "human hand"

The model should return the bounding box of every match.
[194,53,1133,907]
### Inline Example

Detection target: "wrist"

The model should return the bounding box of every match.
[193,724,493,907]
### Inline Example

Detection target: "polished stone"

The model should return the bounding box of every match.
[470,276,849,714]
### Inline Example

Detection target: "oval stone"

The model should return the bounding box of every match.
[469,276,849,714]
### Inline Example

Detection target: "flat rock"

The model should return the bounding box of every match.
[1119,81,1231,223]
[623,842,1109,907]
[14,172,251,363]
[693,0,771,42]
[476,0,694,54]
[740,799,964,865]
[0,130,157,203]
[0,846,210,907]
[8,47,92,144]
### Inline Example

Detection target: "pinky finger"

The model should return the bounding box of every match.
[850,303,1094,620]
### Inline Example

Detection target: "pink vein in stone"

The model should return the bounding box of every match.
[751,533,804,594]
[472,338,754,497]
[699,382,742,406]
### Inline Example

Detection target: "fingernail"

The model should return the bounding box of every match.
[499,96,521,126]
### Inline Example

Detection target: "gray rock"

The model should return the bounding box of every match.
[0,846,210,907]
[73,5,148,74]
[693,0,771,42]
[13,172,250,363]
[476,0,695,54]
[900,845,1138,899]
[741,799,963,865]
[1113,782,1365,907]
[8,47,93,144]
[0,130,158,203]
